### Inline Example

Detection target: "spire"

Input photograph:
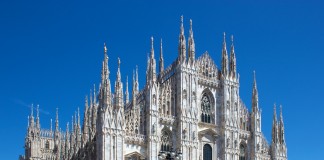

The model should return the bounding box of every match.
[150,36,154,59]
[77,107,80,127]
[136,65,139,92]
[117,57,121,82]
[230,35,237,78]
[93,84,96,104]
[66,122,69,135]
[29,104,34,128]
[100,42,112,109]
[71,116,74,133]
[55,107,59,132]
[188,19,195,64]
[272,104,278,143]
[159,38,164,73]
[50,118,53,132]
[36,104,40,129]
[178,15,186,63]
[83,97,89,146]
[221,32,229,77]
[115,58,124,110]
[125,76,129,104]
[132,70,137,105]
[147,37,157,84]
[252,71,259,112]
[279,105,286,144]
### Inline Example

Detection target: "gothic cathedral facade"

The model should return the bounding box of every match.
[21,16,287,160]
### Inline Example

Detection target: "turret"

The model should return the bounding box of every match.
[229,35,237,79]
[178,15,186,63]
[188,19,195,65]
[221,32,229,77]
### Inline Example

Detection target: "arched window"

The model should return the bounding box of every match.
[161,130,172,151]
[45,140,50,149]
[201,94,211,123]
[203,144,212,160]
[239,144,246,160]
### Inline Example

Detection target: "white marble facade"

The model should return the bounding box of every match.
[21,16,287,160]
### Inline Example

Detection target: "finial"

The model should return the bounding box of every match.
[50,119,52,131]
[31,104,34,117]
[56,107,59,120]
[36,104,39,118]
[160,38,163,49]
[66,122,69,132]
[231,35,234,43]
[118,57,121,69]
[253,70,256,83]
[181,15,184,24]
[93,84,96,103]
[190,19,192,29]
[104,42,107,54]
[151,36,154,50]
[136,65,138,81]
[223,32,226,42]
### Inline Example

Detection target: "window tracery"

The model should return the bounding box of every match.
[239,144,246,160]
[201,93,211,123]
[160,130,172,151]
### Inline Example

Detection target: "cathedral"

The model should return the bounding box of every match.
[20,16,287,160]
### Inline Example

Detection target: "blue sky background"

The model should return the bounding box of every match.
[0,0,323,159]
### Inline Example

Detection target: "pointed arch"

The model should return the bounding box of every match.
[200,88,214,123]
[239,142,247,160]
[160,128,172,151]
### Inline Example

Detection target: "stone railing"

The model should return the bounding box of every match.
[159,114,175,125]
[125,133,147,146]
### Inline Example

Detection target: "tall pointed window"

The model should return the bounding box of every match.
[203,144,212,160]
[239,144,246,160]
[161,130,172,151]
[45,140,50,149]
[201,94,211,123]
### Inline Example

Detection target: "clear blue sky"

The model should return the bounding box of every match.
[0,0,323,159]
